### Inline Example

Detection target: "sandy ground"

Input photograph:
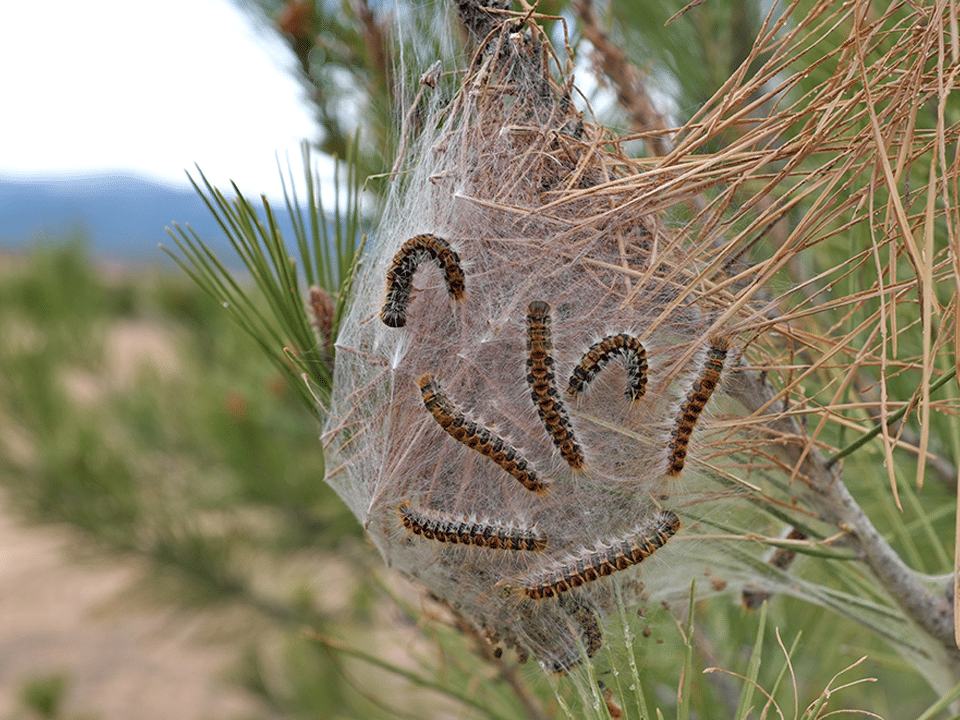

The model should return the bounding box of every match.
[0,318,262,719]
[0,502,261,719]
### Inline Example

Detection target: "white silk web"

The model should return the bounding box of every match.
[322,13,753,672]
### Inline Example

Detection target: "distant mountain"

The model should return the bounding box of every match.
[0,174,302,265]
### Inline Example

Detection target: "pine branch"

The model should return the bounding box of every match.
[727,367,960,672]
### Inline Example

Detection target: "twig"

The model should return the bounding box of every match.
[666,0,708,27]
[852,372,959,489]
[391,61,443,179]
[828,369,958,466]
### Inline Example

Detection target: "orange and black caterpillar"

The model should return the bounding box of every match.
[518,509,680,600]
[380,234,466,327]
[418,374,548,494]
[398,501,547,551]
[526,301,584,469]
[666,336,730,477]
[567,333,648,401]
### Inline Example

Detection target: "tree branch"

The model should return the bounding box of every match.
[727,368,960,671]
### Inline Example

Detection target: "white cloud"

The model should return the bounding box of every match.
[0,0,324,201]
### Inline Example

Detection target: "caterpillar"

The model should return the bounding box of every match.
[398,501,547,551]
[526,301,584,469]
[566,333,648,401]
[418,374,548,494]
[545,594,604,673]
[558,594,603,660]
[380,233,466,327]
[518,509,680,600]
[666,336,730,477]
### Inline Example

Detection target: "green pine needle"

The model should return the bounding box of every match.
[161,141,363,415]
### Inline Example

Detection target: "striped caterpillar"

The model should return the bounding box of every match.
[398,501,547,551]
[666,336,730,477]
[380,234,466,327]
[516,509,680,600]
[417,374,548,494]
[567,333,648,401]
[526,301,584,469]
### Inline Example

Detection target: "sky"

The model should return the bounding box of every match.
[0,0,322,201]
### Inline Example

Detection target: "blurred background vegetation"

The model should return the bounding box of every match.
[2,0,958,718]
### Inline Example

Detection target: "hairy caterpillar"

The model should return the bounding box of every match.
[558,594,603,660]
[380,234,466,327]
[544,594,605,673]
[417,374,548,494]
[398,501,548,551]
[567,333,648,401]
[517,510,681,600]
[666,336,730,477]
[526,301,584,469]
